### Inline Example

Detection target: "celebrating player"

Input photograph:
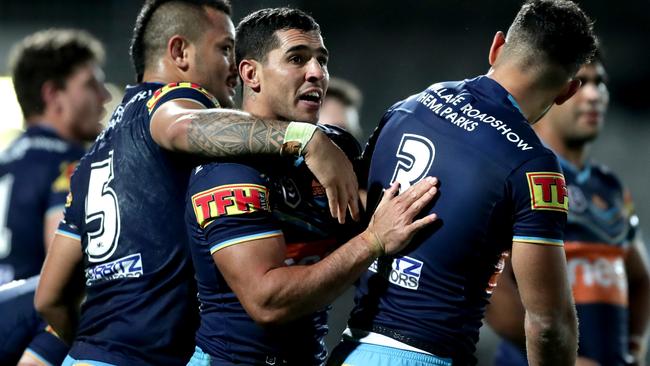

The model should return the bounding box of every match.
[35,1,361,365]
[184,8,438,365]
[329,1,597,365]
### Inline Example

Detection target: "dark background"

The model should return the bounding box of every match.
[1,1,648,364]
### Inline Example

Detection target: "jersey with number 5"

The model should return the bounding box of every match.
[56,82,219,365]
[349,76,568,364]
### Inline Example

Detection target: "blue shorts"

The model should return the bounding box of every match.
[187,346,211,366]
[62,355,117,366]
[327,341,452,366]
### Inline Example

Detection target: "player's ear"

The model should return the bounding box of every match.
[488,31,506,66]
[554,78,581,105]
[239,59,261,92]
[168,35,191,71]
[41,80,61,112]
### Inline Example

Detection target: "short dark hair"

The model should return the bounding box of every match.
[505,0,597,74]
[235,7,320,66]
[9,29,104,119]
[130,0,231,82]
[326,77,363,109]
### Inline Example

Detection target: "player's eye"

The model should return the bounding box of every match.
[317,56,328,67]
[288,55,305,64]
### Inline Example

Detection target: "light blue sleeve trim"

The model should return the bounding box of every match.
[209,230,283,254]
[55,228,81,241]
[25,347,54,366]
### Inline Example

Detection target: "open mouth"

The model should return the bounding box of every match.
[298,90,322,105]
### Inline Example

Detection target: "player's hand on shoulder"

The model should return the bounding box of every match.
[303,128,360,224]
[364,178,439,256]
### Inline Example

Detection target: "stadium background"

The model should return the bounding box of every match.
[0,0,648,364]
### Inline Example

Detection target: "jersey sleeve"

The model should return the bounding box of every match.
[56,164,85,241]
[508,154,568,247]
[46,160,78,217]
[186,163,283,254]
[146,82,220,116]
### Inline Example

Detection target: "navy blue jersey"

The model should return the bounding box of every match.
[0,126,84,284]
[496,159,637,366]
[0,276,68,365]
[57,82,219,365]
[348,76,568,365]
[185,125,360,365]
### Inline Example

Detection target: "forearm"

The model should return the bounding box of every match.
[38,302,78,345]
[251,233,376,325]
[525,308,578,366]
[176,109,288,157]
[629,278,650,360]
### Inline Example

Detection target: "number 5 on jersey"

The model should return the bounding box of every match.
[86,150,121,262]
[390,134,435,193]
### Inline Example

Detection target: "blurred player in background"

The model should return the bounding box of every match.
[0,29,109,366]
[329,0,597,365]
[487,49,650,366]
[184,8,438,365]
[34,0,361,365]
[320,77,363,140]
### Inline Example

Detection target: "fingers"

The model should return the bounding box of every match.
[337,188,346,224]
[404,185,438,218]
[348,195,360,222]
[326,186,339,221]
[399,177,438,206]
[378,181,400,207]
[408,212,438,232]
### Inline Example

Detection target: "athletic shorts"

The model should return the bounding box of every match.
[327,340,452,366]
[62,355,117,366]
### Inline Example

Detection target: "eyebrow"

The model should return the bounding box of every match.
[285,44,329,57]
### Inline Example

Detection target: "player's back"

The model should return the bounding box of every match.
[349,76,566,364]
[58,82,217,365]
[0,126,84,284]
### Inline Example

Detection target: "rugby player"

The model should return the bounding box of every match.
[34,1,361,365]
[183,8,438,365]
[328,1,597,365]
[487,50,650,366]
[0,29,109,366]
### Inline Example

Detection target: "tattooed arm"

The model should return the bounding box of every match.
[150,99,359,222]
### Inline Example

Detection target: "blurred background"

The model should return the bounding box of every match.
[1,0,648,364]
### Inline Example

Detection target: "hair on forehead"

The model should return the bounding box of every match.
[235,7,321,66]
[130,0,231,82]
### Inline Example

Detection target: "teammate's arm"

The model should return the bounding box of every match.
[626,230,650,364]
[511,241,578,366]
[213,178,438,326]
[43,210,64,252]
[34,234,84,345]
[484,256,527,350]
[150,100,359,223]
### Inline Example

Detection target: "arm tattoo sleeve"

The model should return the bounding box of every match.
[187,110,287,157]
